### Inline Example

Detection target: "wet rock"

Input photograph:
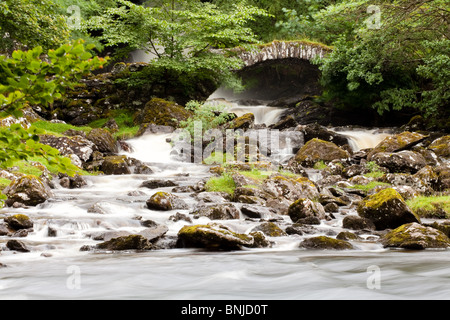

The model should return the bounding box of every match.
[336,231,360,241]
[39,134,95,164]
[427,135,450,158]
[381,223,450,250]
[133,163,154,175]
[292,138,350,167]
[4,214,33,230]
[299,123,350,147]
[101,155,132,175]
[251,222,287,237]
[6,239,30,252]
[58,174,87,189]
[136,123,175,137]
[248,231,272,248]
[299,236,353,250]
[96,235,153,251]
[357,188,420,230]
[262,176,319,202]
[192,203,240,220]
[146,192,188,211]
[371,150,427,174]
[223,113,254,130]
[367,131,427,161]
[87,128,118,154]
[140,179,178,189]
[288,198,326,223]
[194,192,231,204]
[240,204,276,219]
[323,202,339,213]
[342,215,376,231]
[3,175,53,207]
[169,212,193,223]
[137,225,169,242]
[176,224,254,250]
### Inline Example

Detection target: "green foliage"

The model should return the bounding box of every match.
[0,40,107,175]
[84,0,269,94]
[178,100,236,138]
[0,0,70,54]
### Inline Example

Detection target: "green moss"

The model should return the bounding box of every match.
[205,173,236,195]
[32,121,92,136]
[203,151,227,165]
[313,160,328,170]
[361,188,403,210]
[300,236,353,250]
[406,196,450,218]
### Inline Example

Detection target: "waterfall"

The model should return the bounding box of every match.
[331,128,392,151]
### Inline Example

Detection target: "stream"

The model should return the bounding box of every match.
[1,105,450,301]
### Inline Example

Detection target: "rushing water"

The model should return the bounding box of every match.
[1,125,450,301]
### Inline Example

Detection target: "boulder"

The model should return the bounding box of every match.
[240,204,276,219]
[101,155,132,175]
[292,138,350,167]
[381,222,450,250]
[357,188,421,230]
[342,215,376,231]
[96,234,153,251]
[191,203,240,220]
[39,134,95,163]
[288,198,326,223]
[299,123,350,147]
[299,236,353,250]
[4,214,33,230]
[371,150,427,173]
[6,239,30,252]
[140,179,178,189]
[3,175,53,207]
[427,135,450,158]
[146,192,188,211]
[177,224,254,250]
[251,222,287,237]
[262,176,319,202]
[223,113,254,130]
[367,131,427,160]
[133,98,192,128]
[87,128,118,154]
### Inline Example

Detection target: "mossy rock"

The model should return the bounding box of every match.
[191,203,240,220]
[357,188,420,230]
[101,155,131,175]
[177,224,254,250]
[87,128,118,154]
[224,113,255,130]
[367,131,427,161]
[133,98,192,128]
[4,214,33,230]
[299,236,353,250]
[427,135,450,158]
[293,138,350,167]
[288,198,326,223]
[251,221,287,237]
[96,234,153,251]
[381,222,450,250]
[146,191,188,211]
[3,175,53,207]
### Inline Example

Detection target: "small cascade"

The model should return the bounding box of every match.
[331,128,392,151]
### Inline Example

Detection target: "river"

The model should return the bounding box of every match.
[1,108,449,301]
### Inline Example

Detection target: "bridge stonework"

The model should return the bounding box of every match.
[236,40,332,68]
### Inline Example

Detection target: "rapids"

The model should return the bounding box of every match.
[1,116,450,300]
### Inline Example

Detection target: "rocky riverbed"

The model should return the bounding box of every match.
[1,113,449,261]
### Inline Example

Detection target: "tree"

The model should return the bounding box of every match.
[0,40,108,173]
[0,0,70,54]
[83,0,269,97]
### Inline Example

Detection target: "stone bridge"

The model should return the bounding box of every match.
[234,40,332,68]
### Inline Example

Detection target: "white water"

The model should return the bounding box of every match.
[1,128,450,300]
[331,128,393,151]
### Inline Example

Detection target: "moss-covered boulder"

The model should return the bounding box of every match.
[427,135,450,158]
[87,128,118,154]
[342,215,376,231]
[4,214,33,230]
[299,236,353,250]
[96,234,153,251]
[101,155,131,175]
[39,134,95,163]
[3,175,53,207]
[292,138,350,167]
[177,224,255,250]
[251,222,287,237]
[381,222,450,250]
[371,150,427,174]
[224,113,254,130]
[133,98,192,128]
[357,188,420,230]
[288,198,326,223]
[146,192,188,211]
[262,176,319,202]
[367,131,427,161]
